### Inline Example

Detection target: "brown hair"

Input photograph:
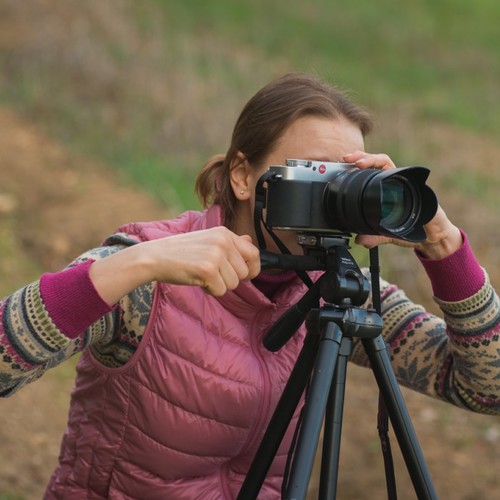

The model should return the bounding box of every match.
[195,72,373,229]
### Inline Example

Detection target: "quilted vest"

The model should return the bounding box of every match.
[45,206,315,499]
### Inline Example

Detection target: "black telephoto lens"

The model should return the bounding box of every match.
[323,166,437,242]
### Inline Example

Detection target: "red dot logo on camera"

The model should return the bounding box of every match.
[319,164,327,174]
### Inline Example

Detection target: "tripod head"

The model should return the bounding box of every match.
[261,233,372,351]
[298,234,370,306]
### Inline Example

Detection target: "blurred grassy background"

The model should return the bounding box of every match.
[0,0,499,498]
[1,0,499,208]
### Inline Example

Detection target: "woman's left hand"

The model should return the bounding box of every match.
[343,151,463,259]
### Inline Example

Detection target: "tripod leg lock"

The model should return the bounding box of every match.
[343,307,383,339]
[307,306,383,340]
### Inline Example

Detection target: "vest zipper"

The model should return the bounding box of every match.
[220,310,275,498]
[238,310,274,467]
[219,300,285,498]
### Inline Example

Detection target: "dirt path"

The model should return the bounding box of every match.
[0,108,499,499]
[0,107,167,498]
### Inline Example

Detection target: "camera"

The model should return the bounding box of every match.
[262,159,438,242]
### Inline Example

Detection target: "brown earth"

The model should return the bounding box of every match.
[0,108,499,500]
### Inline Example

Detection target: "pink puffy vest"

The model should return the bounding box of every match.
[45,206,314,499]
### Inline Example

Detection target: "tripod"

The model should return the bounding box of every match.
[238,236,437,499]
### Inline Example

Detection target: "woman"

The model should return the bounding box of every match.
[1,73,499,499]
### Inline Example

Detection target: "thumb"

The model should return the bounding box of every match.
[355,234,415,249]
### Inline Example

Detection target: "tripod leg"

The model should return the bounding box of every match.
[285,322,343,500]
[238,333,320,500]
[363,335,438,500]
[319,336,353,499]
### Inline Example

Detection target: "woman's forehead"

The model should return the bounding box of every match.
[269,116,365,164]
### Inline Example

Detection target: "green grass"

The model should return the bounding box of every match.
[444,170,500,209]
[0,494,25,500]
[155,0,500,129]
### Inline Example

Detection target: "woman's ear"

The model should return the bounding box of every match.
[229,151,252,200]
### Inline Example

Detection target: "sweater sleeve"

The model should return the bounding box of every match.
[416,230,485,301]
[0,248,121,397]
[351,233,500,415]
[40,259,113,338]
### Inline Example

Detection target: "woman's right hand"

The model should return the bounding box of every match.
[143,226,261,294]
[89,227,261,305]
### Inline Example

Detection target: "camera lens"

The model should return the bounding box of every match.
[321,166,436,241]
[380,177,414,229]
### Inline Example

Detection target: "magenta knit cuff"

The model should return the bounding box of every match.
[40,259,114,339]
[416,230,485,302]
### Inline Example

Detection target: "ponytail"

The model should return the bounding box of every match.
[195,153,238,228]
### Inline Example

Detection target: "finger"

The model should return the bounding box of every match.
[203,235,258,295]
[201,273,228,297]
[356,153,395,170]
[185,247,225,294]
[219,242,261,287]
[205,248,254,295]
[233,235,261,280]
[354,234,391,249]
[218,258,243,290]
[354,234,415,250]
[197,254,242,296]
[343,150,366,162]
[344,152,396,170]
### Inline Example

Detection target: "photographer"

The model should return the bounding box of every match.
[1,73,499,498]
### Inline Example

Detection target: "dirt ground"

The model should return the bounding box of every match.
[0,107,499,500]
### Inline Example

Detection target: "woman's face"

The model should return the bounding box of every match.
[249,115,365,256]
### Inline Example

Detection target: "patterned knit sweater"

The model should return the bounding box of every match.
[1,231,499,416]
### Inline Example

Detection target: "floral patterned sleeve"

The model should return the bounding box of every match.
[351,236,500,416]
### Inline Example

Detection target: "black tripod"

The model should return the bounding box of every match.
[238,236,437,499]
